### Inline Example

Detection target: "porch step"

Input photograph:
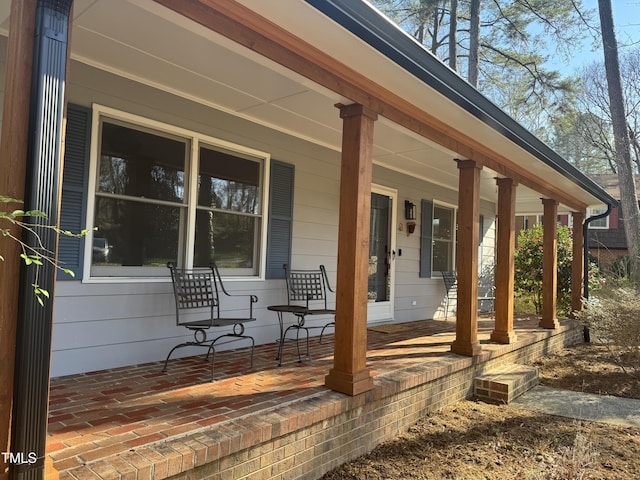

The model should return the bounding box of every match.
[474,364,538,404]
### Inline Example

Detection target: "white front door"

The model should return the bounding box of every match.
[367,184,397,323]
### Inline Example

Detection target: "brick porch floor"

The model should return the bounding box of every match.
[47,316,583,480]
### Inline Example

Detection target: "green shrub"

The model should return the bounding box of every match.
[514,223,602,316]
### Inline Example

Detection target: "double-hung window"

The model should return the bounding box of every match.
[89,106,267,278]
[432,204,456,272]
[587,207,609,229]
[194,145,262,274]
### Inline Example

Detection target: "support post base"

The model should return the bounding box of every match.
[490,330,518,344]
[325,368,373,396]
[538,318,560,329]
[451,340,482,356]
[45,456,59,480]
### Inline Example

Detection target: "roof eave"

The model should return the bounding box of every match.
[305,0,618,208]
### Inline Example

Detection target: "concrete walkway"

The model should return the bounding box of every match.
[512,385,640,428]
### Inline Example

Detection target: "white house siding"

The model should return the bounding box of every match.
[369,165,496,322]
[0,55,497,377]
[48,60,346,377]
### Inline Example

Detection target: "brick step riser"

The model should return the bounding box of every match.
[474,365,539,404]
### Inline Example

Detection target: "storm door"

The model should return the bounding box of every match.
[367,185,397,322]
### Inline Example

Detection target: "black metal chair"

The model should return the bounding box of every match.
[164,262,256,381]
[441,271,457,319]
[478,267,496,313]
[279,264,336,363]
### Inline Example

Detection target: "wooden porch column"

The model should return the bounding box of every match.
[324,103,376,396]
[491,178,517,344]
[540,198,560,329]
[451,160,482,356]
[0,2,37,479]
[571,211,585,315]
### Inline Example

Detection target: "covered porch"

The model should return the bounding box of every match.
[0,1,617,479]
[48,316,582,480]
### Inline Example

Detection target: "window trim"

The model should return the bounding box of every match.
[431,201,457,275]
[83,104,271,282]
[587,207,609,230]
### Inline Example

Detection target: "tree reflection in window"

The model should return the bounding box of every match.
[91,117,264,276]
[93,122,186,271]
[194,146,261,271]
[432,205,455,272]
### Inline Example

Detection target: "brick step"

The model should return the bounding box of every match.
[474,364,538,404]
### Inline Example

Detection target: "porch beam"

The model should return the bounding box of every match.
[571,211,585,315]
[451,160,482,356]
[0,2,37,479]
[491,177,517,344]
[152,0,589,212]
[540,198,560,329]
[324,103,376,396]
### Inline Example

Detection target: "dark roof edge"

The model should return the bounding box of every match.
[305,0,617,207]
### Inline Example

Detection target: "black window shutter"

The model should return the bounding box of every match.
[57,104,91,280]
[266,160,295,279]
[419,199,433,278]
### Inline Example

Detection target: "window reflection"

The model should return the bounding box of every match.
[193,210,258,270]
[432,205,455,272]
[194,146,262,274]
[98,122,185,202]
[91,117,264,277]
[93,197,181,267]
[198,146,260,214]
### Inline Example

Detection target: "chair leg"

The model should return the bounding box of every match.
[162,340,211,373]
[294,326,310,363]
[163,330,253,381]
[162,343,186,372]
[247,336,255,369]
[319,321,335,343]
[277,336,284,367]
[282,324,311,364]
[280,324,296,366]
[204,333,254,381]
[295,327,303,363]
[210,347,216,382]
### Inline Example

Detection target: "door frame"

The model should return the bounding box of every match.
[367,183,397,323]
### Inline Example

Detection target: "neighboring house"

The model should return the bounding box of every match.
[0,0,615,384]
[516,174,638,272]
[587,174,640,271]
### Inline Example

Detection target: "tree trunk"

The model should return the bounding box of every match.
[628,124,640,173]
[598,0,640,276]
[468,0,480,87]
[449,0,458,71]
[431,6,439,54]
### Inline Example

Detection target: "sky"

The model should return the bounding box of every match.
[607,0,640,40]
[559,0,640,71]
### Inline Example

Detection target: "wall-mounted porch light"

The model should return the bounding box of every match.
[404,200,416,220]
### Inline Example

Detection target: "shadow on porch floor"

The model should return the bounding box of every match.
[47,315,581,479]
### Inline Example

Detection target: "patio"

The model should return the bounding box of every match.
[46,315,583,480]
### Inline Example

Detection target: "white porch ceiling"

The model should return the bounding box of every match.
[0,0,603,214]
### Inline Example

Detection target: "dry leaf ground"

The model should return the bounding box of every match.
[321,343,640,480]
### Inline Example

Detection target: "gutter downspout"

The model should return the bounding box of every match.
[10,2,73,479]
[582,203,614,342]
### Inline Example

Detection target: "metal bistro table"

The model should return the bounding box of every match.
[268,304,312,366]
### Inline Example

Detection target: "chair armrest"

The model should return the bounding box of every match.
[209,263,259,317]
[320,265,335,293]
[221,291,258,317]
